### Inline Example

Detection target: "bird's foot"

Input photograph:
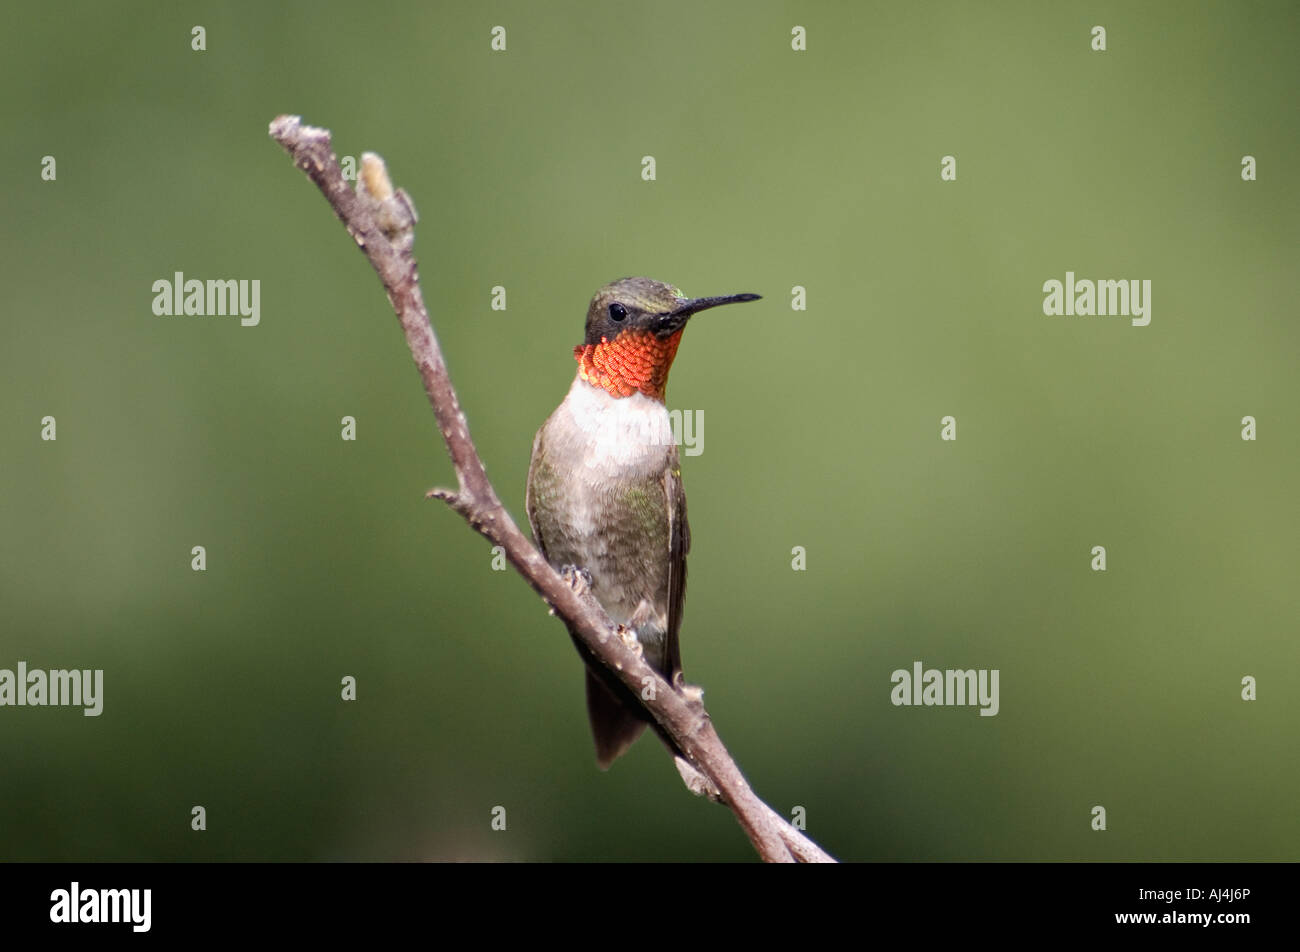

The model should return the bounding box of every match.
[614,625,644,658]
[559,564,593,598]
[670,670,704,703]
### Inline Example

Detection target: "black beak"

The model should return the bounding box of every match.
[655,292,761,337]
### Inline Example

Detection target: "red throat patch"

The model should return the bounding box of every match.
[573,330,683,400]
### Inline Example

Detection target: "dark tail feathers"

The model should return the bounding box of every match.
[585,667,647,769]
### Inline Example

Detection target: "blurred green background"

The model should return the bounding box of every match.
[2,1,1296,861]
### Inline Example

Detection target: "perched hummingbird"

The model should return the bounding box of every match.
[526,277,761,768]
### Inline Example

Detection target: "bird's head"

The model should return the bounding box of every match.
[574,277,761,401]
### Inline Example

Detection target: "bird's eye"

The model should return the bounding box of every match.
[608,303,628,322]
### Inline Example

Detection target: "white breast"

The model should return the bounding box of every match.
[559,376,674,473]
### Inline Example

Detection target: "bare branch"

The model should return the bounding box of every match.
[269,115,835,863]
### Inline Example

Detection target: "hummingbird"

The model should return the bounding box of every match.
[526,277,761,768]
